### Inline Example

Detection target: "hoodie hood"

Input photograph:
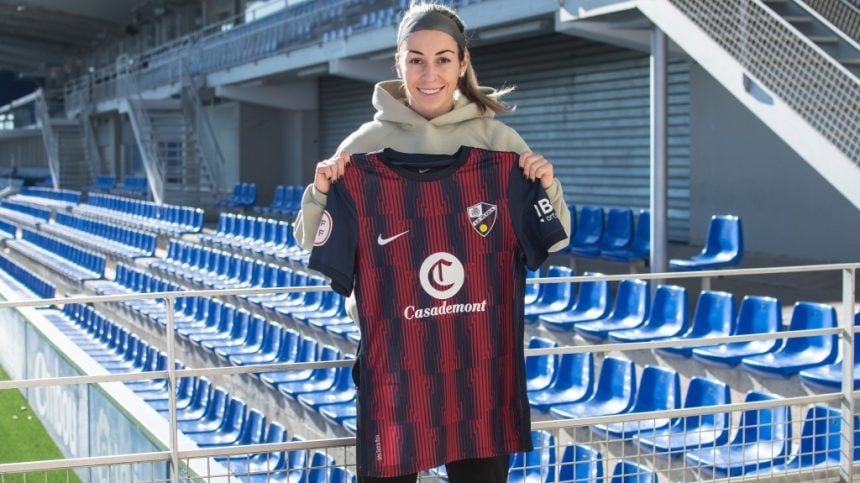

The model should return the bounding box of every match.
[373,79,497,127]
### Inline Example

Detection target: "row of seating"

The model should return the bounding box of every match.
[525,267,852,382]
[111,175,149,197]
[0,200,51,228]
[14,186,82,206]
[47,303,357,483]
[199,213,303,260]
[91,175,118,192]
[565,206,650,263]
[75,193,204,235]
[44,212,157,260]
[216,182,257,210]
[0,252,55,300]
[251,184,303,218]
[7,229,104,283]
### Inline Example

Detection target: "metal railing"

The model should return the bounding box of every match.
[117,56,164,204]
[802,0,860,44]
[180,58,226,197]
[0,263,856,481]
[668,0,860,166]
[33,89,60,190]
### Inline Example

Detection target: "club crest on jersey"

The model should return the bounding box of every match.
[467,202,497,237]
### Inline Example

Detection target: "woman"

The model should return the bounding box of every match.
[295,3,572,482]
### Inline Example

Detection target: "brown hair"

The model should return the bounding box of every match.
[397,2,515,114]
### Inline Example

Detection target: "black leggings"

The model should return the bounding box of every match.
[358,455,510,483]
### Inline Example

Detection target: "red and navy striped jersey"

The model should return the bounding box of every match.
[308,146,567,478]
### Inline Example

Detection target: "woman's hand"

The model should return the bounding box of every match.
[519,151,554,189]
[314,151,351,195]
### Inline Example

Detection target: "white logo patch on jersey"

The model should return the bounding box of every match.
[419,252,465,300]
[314,210,333,246]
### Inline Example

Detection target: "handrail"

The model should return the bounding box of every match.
[666,0,860,166]
[801,0,860,45]
[117,56,164,204]
[33,88,60,189]
[0,262,854,480]
[180,55,226,196]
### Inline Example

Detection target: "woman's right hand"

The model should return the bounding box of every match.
[314,151,350,195]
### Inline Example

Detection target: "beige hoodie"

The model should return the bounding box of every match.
[295,79,572,251]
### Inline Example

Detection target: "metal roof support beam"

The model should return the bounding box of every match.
[650,27,668,277]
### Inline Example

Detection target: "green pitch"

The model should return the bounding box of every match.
[0,364,82,483]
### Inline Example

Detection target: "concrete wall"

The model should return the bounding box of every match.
[688,64,860,263]
[238,102,317,204]
[205,101,240,192]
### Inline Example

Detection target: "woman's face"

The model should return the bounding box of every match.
[396,29,469,120]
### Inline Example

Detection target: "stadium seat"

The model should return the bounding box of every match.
[507,431,555,483]
[597,207,633,253]
[609,460,657,483]
[259,338,319,388]
[574,279,649,341]
[591,366,681,439]
[549,357,636,419]
[608,285,687,343]
[524,267,542,305]
[539,273,610,331]
[634,377,731,453]
[692,295,783,367]
[800,311,860,390]
[685,391,791,476]
[569,206,604,258]
[176,389,229,431]
[528,352,593,413]
[277,347,341,398]
[557,444,604,482]
[746,405,841,475]
[525,337,558,392]
[669,215,743,270]
[655,290,736,357]
[524,266,575,322]
[602,209,650,263]
[297,363,356,411]
[741,302,839,378]
[217,421,286,475]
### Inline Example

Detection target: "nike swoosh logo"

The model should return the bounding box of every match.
[377,230,409,246]
[418,168,431,174]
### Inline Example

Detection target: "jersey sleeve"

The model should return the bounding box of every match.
[508,165,569,270]
[307,182,359,297]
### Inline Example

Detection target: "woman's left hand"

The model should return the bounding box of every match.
[519,151,555,189]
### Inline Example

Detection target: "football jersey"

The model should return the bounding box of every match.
[308,146,567,477]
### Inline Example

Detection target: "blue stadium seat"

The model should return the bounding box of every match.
[569,206,604,258]
[217,421,286,474]
[741,302,839,378]
[591,366,681,439]
[319,400,357,426]
[608,285,687,343]
[800,311,860,390]
[528,352,593,413]
[524,267,542,305]
[634,377,731,453]
[597,208,633,253]
[297,363,356,412]
[685,391,791,476]
[549,357,636,419]
[557,444,604,483]
[655,290,736,357]
[669,215,743,270]
[187,398,247,447]
[259,338,318,388]
[177,388,229,431]
[609,460,657,483]
[602,209,650,263]
[226,322,283,365]
[508,431,555,483]
[692,295,782,367]
[524,266,575,322]
[574,279,649,341]
[539,273,610,331]
[746,405,841,475]
[525,337,558,392]
[277,347,341,398]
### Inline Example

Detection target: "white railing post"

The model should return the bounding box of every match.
[166,295,180,483]
[840,267,855,482]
